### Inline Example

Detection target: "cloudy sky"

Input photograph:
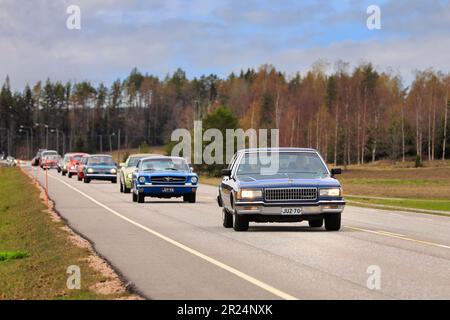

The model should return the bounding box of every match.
[1,0,449,90]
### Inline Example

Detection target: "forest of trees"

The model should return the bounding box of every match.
[0,62,449,166]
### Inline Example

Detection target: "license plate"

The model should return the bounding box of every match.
[281,207,302,215]
[162,188,174,193]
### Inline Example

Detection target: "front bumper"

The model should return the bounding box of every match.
[124,178,133,188]
[136,184,197,196]
[85,173,117,181]
[234,199,345,216]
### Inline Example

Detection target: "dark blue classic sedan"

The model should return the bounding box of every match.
[132,156,198,203]
[218,148,345,231]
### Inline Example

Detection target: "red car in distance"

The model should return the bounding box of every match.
[76,155,90,181]
[67,153,89,178]
[41,154,61,170]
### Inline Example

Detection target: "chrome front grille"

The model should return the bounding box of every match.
[264,188,317,201]
[151,176,186,184]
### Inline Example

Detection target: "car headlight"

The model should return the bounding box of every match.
[319,188,341,197]
[127,173,133,179]
[237,189,263,199]
[87,168,94,173]
[191,176,198,184]
[110,168,117,174]
[138,176,146,184]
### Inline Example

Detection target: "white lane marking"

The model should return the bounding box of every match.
[44,172,298,300]
[345,226,450,249]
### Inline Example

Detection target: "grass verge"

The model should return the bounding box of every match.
[0,167,135,300]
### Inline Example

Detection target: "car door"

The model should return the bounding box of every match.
[220,153,239,209]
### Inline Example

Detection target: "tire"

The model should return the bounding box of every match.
[83,177,90,184]
[137,193,145,203]
[119,182,123,193]
[62,171,66,176]
[222,209,233,228]
[132,191,137,202]
[233,213,249,231]
[324,213,341,231]
[111,178,117,184]
[68,173,72,178]
[308,219,323,228]
[123,186,131,194]
[183,193,196,203]
[77,175,82,181]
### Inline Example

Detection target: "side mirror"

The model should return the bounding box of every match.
[190,167,194,172]
[221,169,232,177]
[331,168,342,176]
[119,162,125,168]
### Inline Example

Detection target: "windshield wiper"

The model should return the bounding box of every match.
[164,168,178,171]
[143,169,155,171]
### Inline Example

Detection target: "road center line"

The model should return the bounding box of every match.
[42,170,298,300]
[345,226,450,249]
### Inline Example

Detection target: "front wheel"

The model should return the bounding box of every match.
[308,219,323,228]
[111,178,117,184]
[137,193,145,203]
[233,213,249,231]
[83,177,90,184]
[77,175,82,181]
[132,191,137,202]
[120,182,123,193]
[183,193,196,203]
[222,209,233,228]
[324,213,341,231]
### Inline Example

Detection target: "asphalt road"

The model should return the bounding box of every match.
[23,165,450,299]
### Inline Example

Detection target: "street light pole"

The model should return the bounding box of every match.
[45,125,49,149]
[19,129,30,159]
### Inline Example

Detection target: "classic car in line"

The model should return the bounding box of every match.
[65,152,89,177]
[76,154,117,184]
[31,148,47,166]
[41,153,61,170]
[39,150,58,168]
[119,153,161,193]
[131,156,198,203]
[217,148,345,232]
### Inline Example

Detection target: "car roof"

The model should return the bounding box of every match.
[139,155,188,162]
[238,147,318,154]
[87,154,112,158]
[128,153,162,158]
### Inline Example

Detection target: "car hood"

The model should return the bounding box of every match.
[236,174,340,188]
[123,167,136,174]
[137,170,196,177]
[87,165,116,170]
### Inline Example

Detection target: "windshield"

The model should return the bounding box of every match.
[72,155,83,161]
[237,152,329,178]
[45,155,60,160]
[140,158,189,172]
[88,156,114,166]
[128,157,144,167]
[42,151,57,157]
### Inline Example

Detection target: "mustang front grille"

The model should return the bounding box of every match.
[151,176,186,184]
[264,188,317,201]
